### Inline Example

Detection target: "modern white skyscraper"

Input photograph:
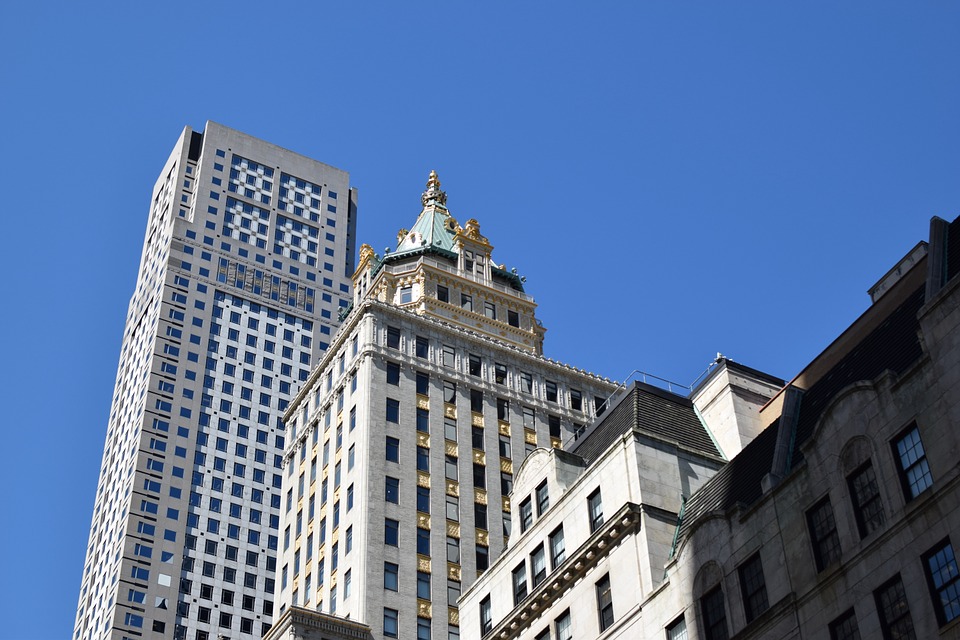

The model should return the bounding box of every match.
[270,173,616,640]
[74,122,356,640]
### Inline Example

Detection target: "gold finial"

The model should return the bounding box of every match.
[421,170,448,206]
[396,228,408,243]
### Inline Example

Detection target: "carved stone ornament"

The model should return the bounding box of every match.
[462,218,489,244]
[358,243,375,266]
[421,170,448,206]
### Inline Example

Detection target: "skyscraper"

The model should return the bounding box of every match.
[270,172,616,640]
[74,122,356,640]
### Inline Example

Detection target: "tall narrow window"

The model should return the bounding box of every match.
[386,327,400,349]
[436,285,449,303]
[442,345,455,368]
[536,481,549,515]
[893,423,932,500]
[461,294,473,312]
[700,586,728,640]
[494,363,507,385]
[874,575,915,640]
[519,497,533,533]
[738,553,768,623]
[444,381,457,404]
[847,461,884,538]
[807,497,841,571]
[507,310,519,327]
[416,372,430,395]
[596,574,614,631]
[415,336,429,359]
[666,616,687,640]
[384,608,400,638]
[549,526,566,568]
[512,562,528,605]
[531,544,546,587]
[923,539,960,626]
[468,354,482,377]
[480,596,492,635]
[587,488,603,533]
[545,380,558,403]
[555,611,572,640]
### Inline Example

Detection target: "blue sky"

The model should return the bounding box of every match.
[1,2,957,637]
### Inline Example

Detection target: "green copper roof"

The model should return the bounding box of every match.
[390,170,459,258]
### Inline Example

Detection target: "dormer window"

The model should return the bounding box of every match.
[464,250,474,271]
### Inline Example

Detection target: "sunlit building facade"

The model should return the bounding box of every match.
[74,122,356,640]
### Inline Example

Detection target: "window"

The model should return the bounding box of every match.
[417,408,430,433]
[386,476,400,504]
[570,389,582,411]
[497,398,509,421]
[417,528,430,555]
[472,428,484,451]
[400,286,413,303]
[418,617,432,640]
[386,436,399,462]
[386,398,399,423]
[475,502,488,529]
[417,446,430,471]
[471,389,484,413]
[444,381,457,404]
[531,544,546,587]
[387,326,400,349]
[847,461,885,538]
[445,417,458,442]
[874,575,915,640]
[519,497,533,533]
[443,344,455,368]
[555,610,572,640]
[536,481,549,515]
[587,488,603,533]
[666,616,688,640]
[447,536,460,563]
[738,553,768,623]
[484,302,496,319]
[416,336,429,359]
[828,609,860,640]
[468,354,482,377]
[461,294,473,312]
[480,595,492,635]
[416,372,430,395]
[446,495,460,521]
[545,380,558,402]
[700,586,728,640]
[549,526,566,568]
[417,486,430,513]
[445,455,459,481]
[384,608,399,638]
[519,372,533,393]
[512,562,528,605]
[384,562,399,591]
[893,424,932,499]
[387,361,400,385]
[476,545,489,571]
[498,435,511,459]
[596,574,614,631]
[417,571,431,599]
[507,310,519,327]
[385,519,399,546]
[437,285,449,302]
[923,539,960,625]
[807,497,841,571]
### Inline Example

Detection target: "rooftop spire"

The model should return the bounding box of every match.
[421,170,447,206]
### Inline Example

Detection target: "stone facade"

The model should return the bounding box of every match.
[271,174,616,640]
[461,215,960,640]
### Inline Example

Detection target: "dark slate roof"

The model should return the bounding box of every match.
[570,382,722,463]
[676,281,926,545]
[790,284,925,467]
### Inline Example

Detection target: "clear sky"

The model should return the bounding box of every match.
[0,2,957,637]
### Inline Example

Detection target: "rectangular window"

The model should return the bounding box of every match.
[387,326,400,349]
[700,586,728,640]
[385,518,399,546]
[417,408,430,433]
[893,423,933,500]
[473,463,486,489]
[437,285,449,303]
[445,417,458,442]
[549,526,566,568]
[828,609,860,640]
[384,562,399,591]
[461,294,473,312]
[468,354,482,377]
[498,435,511,459]
[596,574,614,631]
[387,361,400,385]
[520,372,533,393]
[416,372,430,395]
[507,310,519,327]
[417,486,430,513]
[512,562,528,605]
[545,380,558,402]
[475,502,488,529]
[386,398,400,423]
[555,610,572,640]
[923,538,960,626]
[384,608,399,638]
[447,536,460,563]
[417,571,431,599]
[386,476,400,504]
[445,455,459,481]
[444,380,457,404]
[446,495,460,521]
[400,286,413,303]
[386,436,400,462]
[531,544,546,587]
[480,595,492,635]
[519,497,533,533]
[570,389,582,411]
[874,575,915,640]
[417,527,430,555]
[497,398,509,421]
[848,461,885,538]
[588,488,603,533]
[484,302,496,319]
[738,553,768,623]
[443,345,456,368]
[417,446,430,471]
[415,336,429,359]
[536,481,549,515]
[471,389,484,413]
[666,616,688,640]
[807,497,841,571]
